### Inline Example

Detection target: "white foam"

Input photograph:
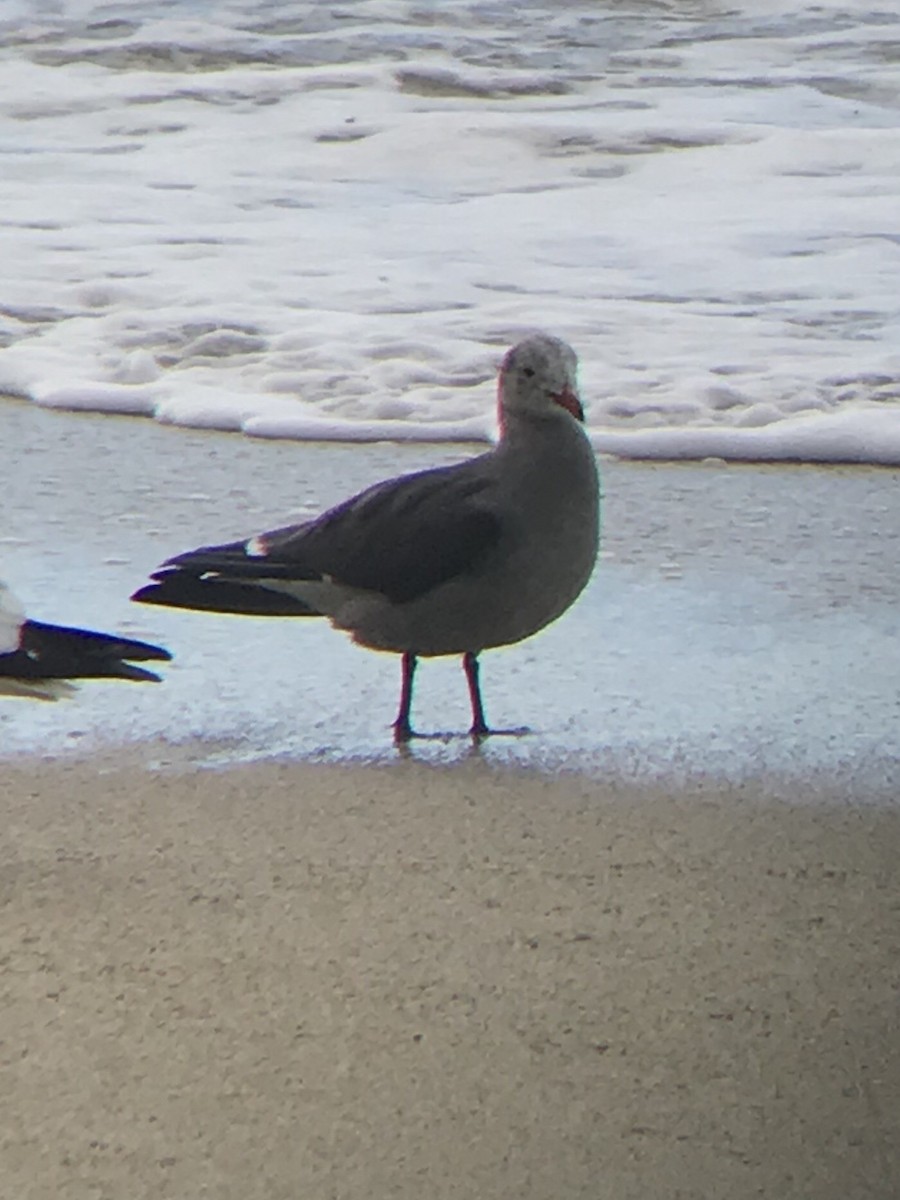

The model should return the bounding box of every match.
[1,1,899,463]
[591,406,900,466]
[244,412,492,443]
[32,381,162,415]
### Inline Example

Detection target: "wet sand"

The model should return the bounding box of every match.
[2,401,899,1196]
[2,398,899,775]
[1,751,898,1199]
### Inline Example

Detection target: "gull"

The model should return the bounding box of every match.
[0,579,171,700]
[132,334,599,739]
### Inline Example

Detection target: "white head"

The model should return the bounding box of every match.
[497,334,583,430]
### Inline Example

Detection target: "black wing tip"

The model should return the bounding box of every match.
[112,662,165,683]
[0,644,170,685]
[121,639,172,664]
[163,538,251,570]
[132,575,317,617]
[132,582,167,606]
[24,619,172,663]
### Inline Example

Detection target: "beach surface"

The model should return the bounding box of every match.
[2,402,898,1197]
[1,752,898,1200]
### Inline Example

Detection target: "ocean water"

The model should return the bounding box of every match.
[1,0,900,463]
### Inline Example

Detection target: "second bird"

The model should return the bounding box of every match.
[133,334,600,739]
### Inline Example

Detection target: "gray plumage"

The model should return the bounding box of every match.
[133,334,600,738]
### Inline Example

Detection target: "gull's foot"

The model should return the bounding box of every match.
[394,728,461,744]
[469,724,532,741]
[392,719,415,743]
[393,723,532,746]
[393,723,458,744]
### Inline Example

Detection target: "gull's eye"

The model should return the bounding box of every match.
[522,367,535,378]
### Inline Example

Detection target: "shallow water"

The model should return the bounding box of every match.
[2,402,897,793]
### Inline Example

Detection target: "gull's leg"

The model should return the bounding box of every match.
[463,651,490,738]
[393,651,418,742]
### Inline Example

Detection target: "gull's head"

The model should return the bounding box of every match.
[497,334,583,429]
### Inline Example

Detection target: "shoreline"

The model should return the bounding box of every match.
[4,729,900,808]
[3,403,899,778]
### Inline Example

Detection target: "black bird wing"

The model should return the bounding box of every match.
[0,620,172,683]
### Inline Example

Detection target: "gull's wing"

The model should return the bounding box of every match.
[140,458,503,609]
[0,579,171,693]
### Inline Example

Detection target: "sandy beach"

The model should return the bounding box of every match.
[2,402,899,1197]
[1,751,897,1199]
